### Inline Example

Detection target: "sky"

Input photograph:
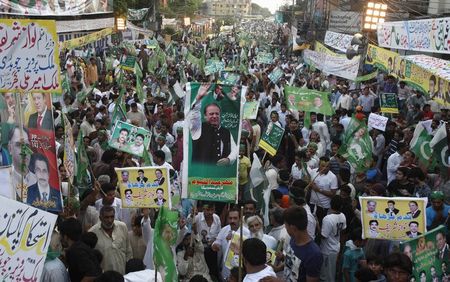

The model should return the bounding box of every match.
[252,0,289,14]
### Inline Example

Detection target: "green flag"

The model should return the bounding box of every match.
[339,117,373,173]
[111,90,127,130]
[284,86,334,116]
[153,207,179,282]
[410,122,432,165]
[147,55,158,74]
[430,124,449,171]
[136,78,145,104]
[134,62,143,80]
[75,132,89,192]
[142,148,153,166]
[61,72,71,95]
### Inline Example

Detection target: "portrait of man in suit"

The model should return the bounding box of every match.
[385,200,400,216]
[153,169,165,185]
[124,189,133,206]
[407,201,421,218]
[436,231,449,260]
[136,169,148,184]
[406,221,422,238]
[154,188,166,206]
[28,93,53,130]
[26,153,62,211]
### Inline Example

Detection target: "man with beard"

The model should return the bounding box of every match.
[89,206,133,275]
[60,218,102,282]
[212,207,250,280]
[247,215,277,250]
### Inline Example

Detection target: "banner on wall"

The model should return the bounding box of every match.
[183,83,244,202]
[400,226,449,282]
[324,30,353,53]
[0,196,57,282]
[360,196,427,240]
[0,0,113,15]
[329,11,362,34]
[61,27,114,50]
[0,19,61,93]
[115,166,171,209]
[377,18,450,54]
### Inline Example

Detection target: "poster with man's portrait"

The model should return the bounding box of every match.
[108,120,151,158]
[182,83,245,202]
[115,166,171,208]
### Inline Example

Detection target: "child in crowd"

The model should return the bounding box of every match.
[343,228,366,282]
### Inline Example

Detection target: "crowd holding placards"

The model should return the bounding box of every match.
[1,18,450,282]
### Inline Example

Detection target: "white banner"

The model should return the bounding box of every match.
[377,17,450,54]
[324,30,354,52]
[0,196,57,281]
[368,113,388,131]
[303,49,360,80]
[329,11,362,34]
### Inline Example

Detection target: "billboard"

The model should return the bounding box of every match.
[0,0,113,15]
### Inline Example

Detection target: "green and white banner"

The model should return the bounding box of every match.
[380,93,399,114]
[183,83,245,202]
[259,122,285,156]
[284,86,334,115]
[268,67,284,84]
[204,60,225,76]
[256,52,274,65]
[243,101,259,120]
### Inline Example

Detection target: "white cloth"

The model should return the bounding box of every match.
[387,152,403,185]
[309,169,338,209]
[194,212,222,242]
[124,269,162,282]
[243,265,277,282]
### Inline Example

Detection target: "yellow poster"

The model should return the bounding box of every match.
[115,166,172,208]
[366,44,399,75]
[315,41,343,56]
[0,19,61,93]
[360,197,427,241]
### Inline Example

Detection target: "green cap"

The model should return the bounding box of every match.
[430,191,445,200]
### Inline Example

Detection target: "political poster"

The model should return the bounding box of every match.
[324,30,353,53]
[183,83,244,202]
[109,120,152,158]
[377,18,450,54]
[256,52,274,65]
[0,19,61,93]
[204,60,225,76]
[328,10,362,34]
[268,68,284,84]
[284,86,334,116]
[61,27,114,50]
[354,71,378,82]
[120,56,137,72]
[0,195,57,282]
[63,114,76,184]
[0,166,13,199]
[0,0,113,15]
[304,47,359,80]
[259,122,285,156]
[219,72,241,85]
[360,196,427,240]
[115,166,171,209]
[380,93,399,114]
[368,113,388,131]
[400,226,449,282]
[243,101,259,120]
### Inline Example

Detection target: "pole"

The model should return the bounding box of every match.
[238,205,244,282]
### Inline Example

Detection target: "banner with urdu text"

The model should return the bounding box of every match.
[0,19,61,93]
[360,196,427,240]
[0,0,113,15]
[183,83,244,202]
[0,196,57,282]
[61,27,114,50]
[284,86,334,116]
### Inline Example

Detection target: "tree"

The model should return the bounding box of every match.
[251,3,272,17]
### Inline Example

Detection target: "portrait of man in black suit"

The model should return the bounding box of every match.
[407,201,421,218]
[406,221,422,238]
[436,231,449,260]
[385,200,400,216]
[136,169,148,184]
[154,188,166,206]
[28,93,54,130]
[188,84,237,166]
[26,153,62,211]
[153,169,165,185]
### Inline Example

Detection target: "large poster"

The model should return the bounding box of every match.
[109,120,152,158]
[0,195,57,281]
[183,83,244,202]
[360,196,427,240]
[0,19,61,93]
[284,86,334,115]
[0,0,113,15]
[329,10,362,34]
[324,30,353,53]
[400,226,450,281]
[377,18,450,54]
[259,122,285,156]
[115,166,171,209]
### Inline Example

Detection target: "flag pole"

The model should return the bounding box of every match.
[238,205,244,282]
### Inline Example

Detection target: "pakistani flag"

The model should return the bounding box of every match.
[430,124,450,171]
[75,132,90,195]
[339,117,373,173]
[410,122,432,164]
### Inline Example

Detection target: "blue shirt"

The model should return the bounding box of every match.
[426,204,450,228]
[284,238,323,282]
[342,247,365,282]
[277,185,289,196]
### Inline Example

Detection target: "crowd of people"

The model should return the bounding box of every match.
[12,19,450,282]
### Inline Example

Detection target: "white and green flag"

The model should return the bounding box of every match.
[410,122,432,164]
[430,124,450,170]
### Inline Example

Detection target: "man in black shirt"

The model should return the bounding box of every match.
[59,218,102,282]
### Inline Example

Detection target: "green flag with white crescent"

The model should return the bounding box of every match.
[430,124,450,171]
[410,122,433,165]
